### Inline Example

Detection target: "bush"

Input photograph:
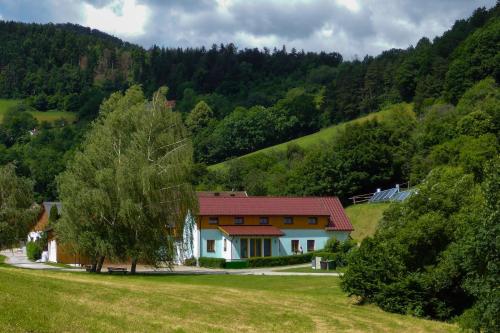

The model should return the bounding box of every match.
[183,257,197,266]
[198,257,226,268]
[225,261,249,269]
[26,241,42,261]
[247,253,313,267]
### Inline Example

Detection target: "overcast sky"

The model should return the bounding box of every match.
[0,0,496,57]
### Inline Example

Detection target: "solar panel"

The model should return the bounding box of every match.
[369,188,413,203]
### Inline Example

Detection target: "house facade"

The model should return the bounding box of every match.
[192,196,353,261]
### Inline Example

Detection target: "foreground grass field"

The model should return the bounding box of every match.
[0,265,457,332]
[345,203,390,241]
[0,99,76,123]
[209,103,413,171]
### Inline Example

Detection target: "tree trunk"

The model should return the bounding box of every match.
[90,259,97,273]
[96,256,105,273]
[130,258,137,275]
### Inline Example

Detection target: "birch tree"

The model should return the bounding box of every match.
[116,87,197,273]
[57,87,145,272]
[58,85,197,273]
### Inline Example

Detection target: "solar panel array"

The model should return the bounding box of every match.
[369,188,413,203]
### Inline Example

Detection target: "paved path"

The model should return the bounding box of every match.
[1,248,63,270]
[1,249,341,276]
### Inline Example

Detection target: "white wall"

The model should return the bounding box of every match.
[48,239,57,262]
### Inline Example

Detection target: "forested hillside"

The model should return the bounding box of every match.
[0,4,498,201]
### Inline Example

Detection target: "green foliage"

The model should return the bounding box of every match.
[247,253,314,267]
[341,166,491,321]
[57,86,197,271]
[186,101,214,133]
[0,164,38,250]
[26,241,43,261]
[198,257,226,268]
[444,18,500,103]
[224,260,249,269]
[48,205,60,225]
[458,157,500,332]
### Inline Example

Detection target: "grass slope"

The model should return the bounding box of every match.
[0,266,456,332]
[0,99,76,123]
[209,103,413,171]
[345,203,390,241]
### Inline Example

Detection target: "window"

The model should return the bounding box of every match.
[240,238,248,258]
[284,216,293,225]
[308,217,318,225]
[307,240,315,252]
[206,240,215,253]
[223,238,227,252]
[259,217,269,225]
[291,240,299,253]
[234,217,244,225]
[263,239,272,257]
[208,217,219,225]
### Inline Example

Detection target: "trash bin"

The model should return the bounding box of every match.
[320,260,335,270]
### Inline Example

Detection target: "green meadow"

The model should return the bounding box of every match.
[209,103,414,171]
[0,261,457,333]
[0,99,76,123]
[345,202,390,242]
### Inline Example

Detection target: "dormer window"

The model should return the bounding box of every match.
[259,217,269,225]
[234,217,244,225]
[308,217,318,225]
[208,217,219,225]
[284,216,293,225]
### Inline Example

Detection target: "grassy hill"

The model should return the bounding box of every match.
[0,99,77,124]
[0,265,457,332]
[345,203,390,242]
[209,103,413,171]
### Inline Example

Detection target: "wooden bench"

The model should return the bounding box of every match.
[108,267,128,274]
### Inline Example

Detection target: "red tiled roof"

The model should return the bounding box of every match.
[197,191,248,197]
[199,196,353,231]
[218,225,284,236]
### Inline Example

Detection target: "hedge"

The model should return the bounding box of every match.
[198,257,226,268]
[225,260,249,269]
[247,253,314,267]
[26,241,42,261]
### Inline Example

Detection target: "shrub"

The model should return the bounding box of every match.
[225,261,249,269]
[183,257,197,266]
[247,253,313,267]
[26,241,42,261]
[324,237,341,252]
[198,257,226,268]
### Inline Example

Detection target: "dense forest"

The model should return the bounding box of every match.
[0,4,499,202]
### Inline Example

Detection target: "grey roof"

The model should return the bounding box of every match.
[43,202,62,215]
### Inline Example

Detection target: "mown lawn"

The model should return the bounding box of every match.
[0,265,457,332]
[345,203,390,242]
[275,266,346,274]
[0,99,76,123]
[209,103,414,171]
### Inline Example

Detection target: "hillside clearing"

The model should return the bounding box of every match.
[0,99,76,123]
[0,265,456,333]
[209,103,414,171]
[345,203,390,241]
